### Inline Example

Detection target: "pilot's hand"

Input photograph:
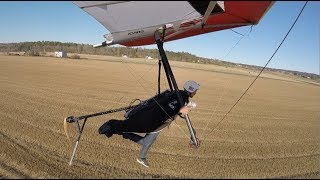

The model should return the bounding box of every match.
[179,106,190,115]
[187,101,197,109]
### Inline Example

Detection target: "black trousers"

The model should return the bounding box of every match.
[107,117,162,134]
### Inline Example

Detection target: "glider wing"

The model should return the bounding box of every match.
[73,1,274,46]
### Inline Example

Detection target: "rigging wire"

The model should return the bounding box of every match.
[100,56,155,120]
[223,26,253,60]
[120,54,158,92]
[205,1,309,136]
[230,28,246,36]
[200,26,253,140]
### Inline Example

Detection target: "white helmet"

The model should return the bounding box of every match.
[183,80,200,93]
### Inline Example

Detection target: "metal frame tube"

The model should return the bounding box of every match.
[69,118,88,165]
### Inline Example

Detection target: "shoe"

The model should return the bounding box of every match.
[137,158,149,168]
[98,122,113,138]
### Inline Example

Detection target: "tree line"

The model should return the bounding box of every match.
[0,41,223,65]
[0,41,318,79]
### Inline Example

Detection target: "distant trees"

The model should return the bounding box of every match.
[25,49,40,56]
[1,41,319,80]
[0,41,207,62]
[70,54,80,59]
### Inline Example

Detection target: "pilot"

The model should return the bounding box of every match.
[98,80,200,168]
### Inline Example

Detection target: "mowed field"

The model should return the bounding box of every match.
[0,54,319,178]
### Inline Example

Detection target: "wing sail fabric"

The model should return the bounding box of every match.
[73,1,274,47]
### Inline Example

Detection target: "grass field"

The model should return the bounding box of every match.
[0,54,319,178]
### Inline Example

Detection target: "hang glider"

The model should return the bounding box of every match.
[66,1,275,166]
[73,1,274,47]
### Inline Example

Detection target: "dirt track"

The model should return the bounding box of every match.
[0,55,319,178]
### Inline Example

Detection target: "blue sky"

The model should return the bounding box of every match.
[0,1,319,74]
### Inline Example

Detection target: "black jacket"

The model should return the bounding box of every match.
[113,90,189,133]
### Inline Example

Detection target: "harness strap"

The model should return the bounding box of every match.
[158,59,161,95]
